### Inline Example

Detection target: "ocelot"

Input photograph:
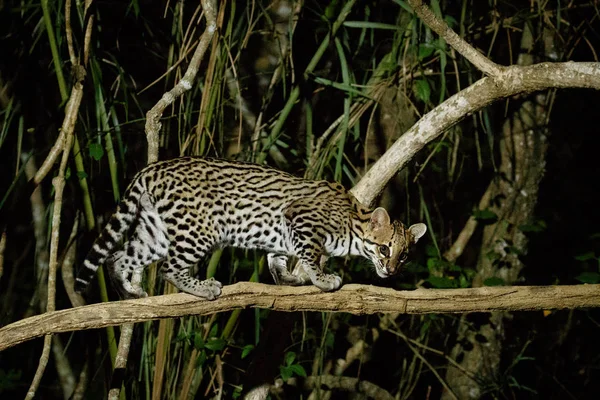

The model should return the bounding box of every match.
[75,157,427,300]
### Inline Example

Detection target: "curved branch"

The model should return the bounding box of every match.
[1,282,599,352]
[351,62,600,206]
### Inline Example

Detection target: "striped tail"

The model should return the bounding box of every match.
[75,195,139,293]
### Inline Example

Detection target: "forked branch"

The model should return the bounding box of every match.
[351,0,600,206]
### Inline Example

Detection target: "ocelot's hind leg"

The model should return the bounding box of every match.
[159,243,222,300]
[109,193,169,298]
[267,253,308,286]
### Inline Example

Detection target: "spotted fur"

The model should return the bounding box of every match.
[75,157,427,299]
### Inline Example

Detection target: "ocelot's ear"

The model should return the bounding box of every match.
[408,223,427,243]
[369,207,391,230]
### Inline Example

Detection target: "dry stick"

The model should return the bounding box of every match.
[33,128,67,185]
[25,155,77,398]
[26,82,81,399]
[145,0,217,164]
[3,282,600,353]
[65,0,77,66]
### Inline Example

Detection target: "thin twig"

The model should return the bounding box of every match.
[145,0,218,163]
[407,0,503,77]
[26,83,80,399]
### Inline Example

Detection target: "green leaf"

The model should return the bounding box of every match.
[459,275,470,288]
[209,324,219,337]
[413,79,431,103]
[175,332,188,342]
[574,251,596,261]
[343,21,400,30]
[76,171,88,180]
[241,344,254,359]
[418,44,435,60]
[575,272,600,284]
[280,365,293,381]
[193,333,205,350]
[284,351,296,366]
[89,142,104,161]
[325,331,335,349]
[205,338,226,351]
[473,208,498,222]
[483,277,505,286]
[519,220,547,233]
[444,15,458,28]
[289,364,307,377]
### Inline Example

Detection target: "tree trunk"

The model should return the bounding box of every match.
[442,23,553,399]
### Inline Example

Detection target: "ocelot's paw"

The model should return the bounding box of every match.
[107,254,148,299]
[197,277,223,300]
[274,270,309,286]
[121,287,149,299]
[312,273,342,292]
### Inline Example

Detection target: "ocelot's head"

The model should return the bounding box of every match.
[363,208,427,278]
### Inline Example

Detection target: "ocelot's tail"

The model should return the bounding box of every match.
[75,194,140,293]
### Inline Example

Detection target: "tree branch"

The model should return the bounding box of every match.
[1,283,599,352]
[407,0,503,77]
[351,62,600,206]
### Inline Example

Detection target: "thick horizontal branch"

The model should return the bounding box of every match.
[351,62,600,206]
[1,282,599,352]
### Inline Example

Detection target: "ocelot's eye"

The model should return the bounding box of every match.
[400,253,408,262]
[379,245,390,257]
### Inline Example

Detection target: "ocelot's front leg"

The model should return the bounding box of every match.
[267,253,308,286]
[284,199,342,291]
[295,248,341,291]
